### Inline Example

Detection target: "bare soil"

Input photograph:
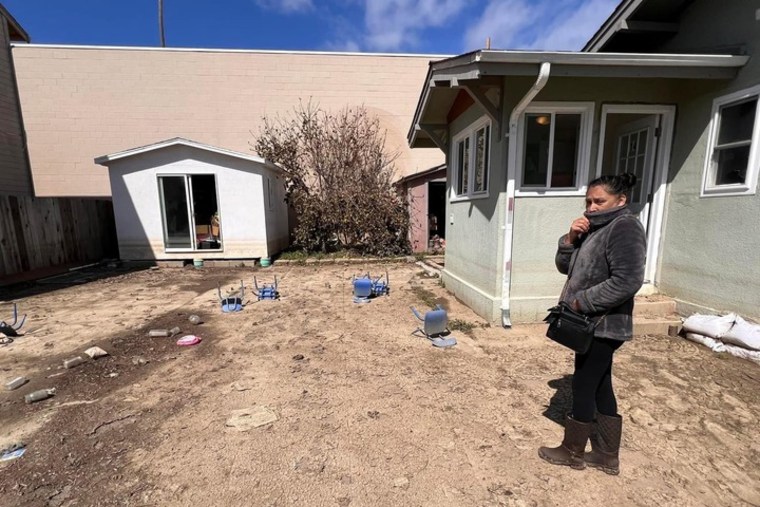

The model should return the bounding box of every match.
[1,263,759,507]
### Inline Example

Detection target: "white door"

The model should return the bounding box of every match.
[597,107,675,287]
[613,115,658,232]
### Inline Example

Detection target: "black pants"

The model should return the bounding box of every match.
[572,338,623,422]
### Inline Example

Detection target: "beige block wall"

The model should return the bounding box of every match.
[12,46,445,197]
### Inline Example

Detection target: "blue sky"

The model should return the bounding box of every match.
[4,0,620,54]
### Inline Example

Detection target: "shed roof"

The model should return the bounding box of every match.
[94,137,284,173]
[395,164,446,185]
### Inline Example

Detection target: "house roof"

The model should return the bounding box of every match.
[94,137,284,173]
[408,48,749,148]
[583,0,698,53]
[0,3,30,42]
[395,164,446,185]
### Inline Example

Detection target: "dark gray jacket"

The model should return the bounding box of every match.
[555,206,646,341]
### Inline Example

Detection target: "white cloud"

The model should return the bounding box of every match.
[324,39,362,52]
[463,0,537,51]
[464,0,619,51]
[362,0,468,51]
[255,0,314,14]
[533,0,619,50]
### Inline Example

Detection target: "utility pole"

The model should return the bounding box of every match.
[158,0,166,47]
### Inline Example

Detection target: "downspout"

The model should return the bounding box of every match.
[501,62,551,327]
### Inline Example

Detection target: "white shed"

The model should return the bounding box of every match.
[95,138,288,261]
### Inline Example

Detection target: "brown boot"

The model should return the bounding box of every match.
[585,413,622,475]
[538,415,592,470]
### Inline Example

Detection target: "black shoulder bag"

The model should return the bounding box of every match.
[543,301,603,354]
[543,237,607,355]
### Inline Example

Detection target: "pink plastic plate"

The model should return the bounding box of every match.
[176,335,201,346]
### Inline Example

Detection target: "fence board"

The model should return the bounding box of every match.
[0,194,116,278]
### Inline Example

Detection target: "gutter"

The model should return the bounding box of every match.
[500,62,551,327]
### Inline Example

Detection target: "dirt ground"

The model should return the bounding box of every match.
[0,262,759,507]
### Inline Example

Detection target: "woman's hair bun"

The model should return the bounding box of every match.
[618,172,637,191]
[588,172,638,197]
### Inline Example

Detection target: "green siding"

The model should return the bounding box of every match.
[441,2,760,321]
[443,104,506,321]
[651,0,760,319]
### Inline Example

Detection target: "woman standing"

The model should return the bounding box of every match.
[539,173,646,475]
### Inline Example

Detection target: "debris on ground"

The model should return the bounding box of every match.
[176,335,201,346]
[231,381,254,392]
[188,315,202,325]
[84,346,109,359]
[25,388,56,404]
[225,407,278,431]
[4,376,29,391]
[149,329,170,337]
[63,356,86,369]
[393,477,410,489]
[0,443,26,463]
[132,357,149,366]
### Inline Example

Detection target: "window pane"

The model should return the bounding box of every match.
[159,176,192,249]
[483,125,490,191]
[524,113,550,186]
[718,98,757,145]
[715,145,750,185]
[462,137,470,194]
[550,114,581,188]
[456,140,465,195]
[474,126,489,192]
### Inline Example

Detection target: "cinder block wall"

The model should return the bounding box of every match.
[12,46,446,197]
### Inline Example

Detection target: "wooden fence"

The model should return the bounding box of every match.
[0,194,117,278]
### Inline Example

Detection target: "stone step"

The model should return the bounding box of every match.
[634,298,677,317]
[633,315,682,337]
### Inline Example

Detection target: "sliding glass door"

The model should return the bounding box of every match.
[158,175,221,251]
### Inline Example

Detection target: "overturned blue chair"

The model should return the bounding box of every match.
[0,303,26,338]
[410,305,457,348]
[352,270,390,303]
[252,275,279,301]
[217,280,245,312]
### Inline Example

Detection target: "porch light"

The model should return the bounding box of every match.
[535,115,551,126]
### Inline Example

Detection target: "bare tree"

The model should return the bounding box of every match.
[254,101,410,255]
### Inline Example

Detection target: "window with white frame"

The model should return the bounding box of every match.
[702,85,760,196]
[518,103,594,193]
[453,118,490,198]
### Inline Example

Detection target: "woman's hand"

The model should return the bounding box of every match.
[566,217,590,244]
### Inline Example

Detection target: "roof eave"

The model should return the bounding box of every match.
[408,49,749,148]
[582,0,641,52]
[94,137,282,172]
[0,4,30,42]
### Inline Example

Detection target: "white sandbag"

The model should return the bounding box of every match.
[723,343,760,365]
[684,332,727,353]
[682,313,737,339]
[720,315,760,351]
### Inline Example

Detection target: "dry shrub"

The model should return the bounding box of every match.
[253,101,410,256]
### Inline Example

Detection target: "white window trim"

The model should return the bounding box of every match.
[701,84,760,198]
[450,115,492,202]
[515,102,595,197]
